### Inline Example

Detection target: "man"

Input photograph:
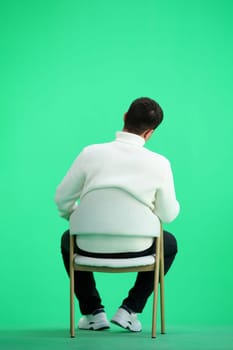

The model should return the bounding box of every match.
[55,97,180,332]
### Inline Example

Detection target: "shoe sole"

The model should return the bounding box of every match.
[111,319,141,332]
[79,323,110,331]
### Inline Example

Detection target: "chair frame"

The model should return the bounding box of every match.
[69,225,165,338]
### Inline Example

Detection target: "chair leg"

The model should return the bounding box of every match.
[70,235,75,338]
[152,235,161,338]
[160,274,165,334]
[159,231,165,334]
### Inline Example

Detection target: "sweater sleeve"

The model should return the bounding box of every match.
[54,150,86,220]
[153,160,180,223]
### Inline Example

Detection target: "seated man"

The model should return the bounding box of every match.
[55,97,180,332]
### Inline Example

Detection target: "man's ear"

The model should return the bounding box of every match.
[143,129,154,141]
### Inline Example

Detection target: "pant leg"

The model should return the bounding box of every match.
[122,230,178,313]
[61,230,104,315]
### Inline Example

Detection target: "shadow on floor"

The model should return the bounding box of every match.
[0,325,233,350]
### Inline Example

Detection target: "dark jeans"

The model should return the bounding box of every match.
[61,230,178,314]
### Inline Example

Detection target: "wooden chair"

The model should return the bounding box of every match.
[69,223,165,339]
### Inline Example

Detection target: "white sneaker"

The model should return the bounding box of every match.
[111,308,142,332]
[78,311,110,331]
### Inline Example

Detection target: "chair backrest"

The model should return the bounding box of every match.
[69,188,160,237]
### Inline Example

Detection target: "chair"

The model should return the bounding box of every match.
[69,223,165,339]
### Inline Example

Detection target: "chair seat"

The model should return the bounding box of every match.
[74,254,155,268]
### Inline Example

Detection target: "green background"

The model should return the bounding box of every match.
[1,0,233,330]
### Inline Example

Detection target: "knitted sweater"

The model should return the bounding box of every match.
[55,131,180,253]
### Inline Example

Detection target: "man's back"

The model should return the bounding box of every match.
[55,131,179,229]
[56,131,179,255]
[78,132,168,209]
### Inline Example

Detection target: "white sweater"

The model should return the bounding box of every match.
[55,131,180,253]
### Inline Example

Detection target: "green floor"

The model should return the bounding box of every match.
[1,325,233,350]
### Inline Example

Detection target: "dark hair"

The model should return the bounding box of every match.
[124,97,163,134]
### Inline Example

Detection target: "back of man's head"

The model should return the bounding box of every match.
[124,97,163,135]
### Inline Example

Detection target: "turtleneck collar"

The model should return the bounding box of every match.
[115,131,145,147]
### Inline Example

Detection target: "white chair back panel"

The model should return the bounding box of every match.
[70,188,160,237]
